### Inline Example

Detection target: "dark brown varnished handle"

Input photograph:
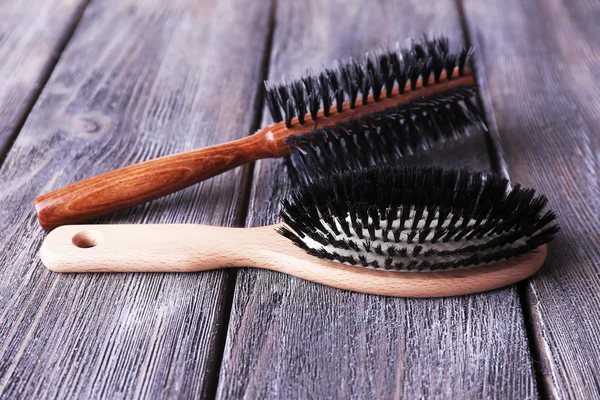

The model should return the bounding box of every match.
[34,131,285,230]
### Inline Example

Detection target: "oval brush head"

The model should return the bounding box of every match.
[278,165,558,272]
[41,166,558,297]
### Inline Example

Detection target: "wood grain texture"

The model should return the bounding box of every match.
[216,0,538,398]
[0,0,272,398]
[462,0,600,397]
[0,0,89,158]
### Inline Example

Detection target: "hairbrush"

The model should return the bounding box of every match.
[34,35,482,230]
[40,165,557,298]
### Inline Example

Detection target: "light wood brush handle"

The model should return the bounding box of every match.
[33,70,474,231]
[40,223,546,298]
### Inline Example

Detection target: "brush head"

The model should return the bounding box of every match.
[277,165,558,272]
[265,35,474,128]
[264,35,483,182]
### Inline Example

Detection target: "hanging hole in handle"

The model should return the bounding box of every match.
[72,230,103,248]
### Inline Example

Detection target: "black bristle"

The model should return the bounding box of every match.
[381,228,390,242]
[367,223,376,241]
[303,75,321,121]
[276,84,292,116]
[354,61,370,105]
[277,165,558,272]
[368,56,384,102]
[392,227,402,243]
[354,220,364,239]
[389,51,406,94]
[418,228,431,244]
[318,72,332,117]
[458,47,474,76]
[409,59,424,90]
[413,42,427,59]
[291,80,307,124]
[437,36,450,53]
[421,59,432,87]
[412,245,423,257]
[378,53,395,97]
[284,99,294,128]
[275,226,308,250]
[393,261,404,271]
[384,257,394,270]
[326,68,344,113]
[265,82,283,122]
[359,255,369,267]
[340,62,360,109]
[387,245,398,257]
[406,230,417,244]
[445,54,458,80]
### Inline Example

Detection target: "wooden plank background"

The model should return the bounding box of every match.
[463,0,600,397]
[0,0,271,398]
[0,0,598,398]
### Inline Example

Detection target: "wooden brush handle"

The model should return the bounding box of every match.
[34,131,289,230]
[40,224,283,272]
[41,223,547,298]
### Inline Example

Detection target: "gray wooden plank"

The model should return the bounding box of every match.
[0,0,273,398]
[0,0,89,159]
[216,0,538,398]
[462,0,600,398]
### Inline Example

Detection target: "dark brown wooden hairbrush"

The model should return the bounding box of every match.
[34,36,479,230]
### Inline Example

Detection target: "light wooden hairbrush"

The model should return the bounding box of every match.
[34,36,482,230]
[40,166,558,298]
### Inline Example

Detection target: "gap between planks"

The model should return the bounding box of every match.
[456,0,550,397]
[0,0,92,168]
[205,0,279,397]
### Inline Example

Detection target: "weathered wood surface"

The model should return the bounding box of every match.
[0,0,89,158]
[463,0,600,397]
[2,0,597,397]
[0,0,271,398]
[216,0,538,398]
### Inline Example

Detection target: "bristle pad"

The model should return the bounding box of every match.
[278,166,558,272]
